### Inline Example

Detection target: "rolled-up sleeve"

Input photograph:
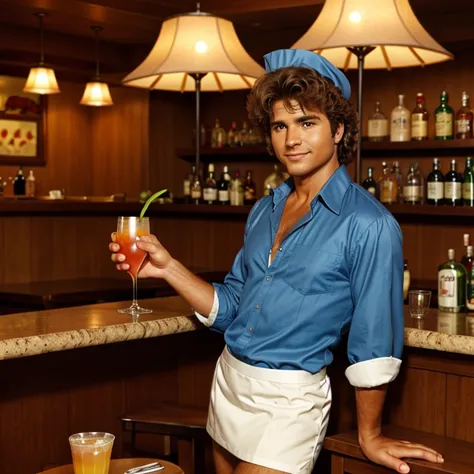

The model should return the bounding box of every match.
[345,214,404,388]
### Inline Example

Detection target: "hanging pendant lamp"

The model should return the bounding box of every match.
[80,26,113,106]
[24,12,60,95]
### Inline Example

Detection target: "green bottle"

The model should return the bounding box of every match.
[438,248,466,313]
[463,157,474,206]
[435,91,454,140]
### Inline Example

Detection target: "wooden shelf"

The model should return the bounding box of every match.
[362,138,474,158]
[385,203,474,218]
[177,139,474,162]
[176,146,274,162]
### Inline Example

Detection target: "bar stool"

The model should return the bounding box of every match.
[121,402,209,474]
[39,458,183,474]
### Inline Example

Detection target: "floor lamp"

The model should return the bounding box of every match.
[122,3,264,177]
[291,0,453,184]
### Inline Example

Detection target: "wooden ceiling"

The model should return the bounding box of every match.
[0,0,473,80]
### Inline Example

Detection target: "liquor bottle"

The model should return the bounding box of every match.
[368,101,388,142]
[435,91,454,140]
[390,94,411,142]
[462,244,474,274]
[403,162,423,204]
[378,161,398,204]
[190,168,202,205]
[223,165,231,182]
[230,170,244,206]
[438,248,466,313]
[392,161,403,202]
[239,122,249,146]
[403,260,411,301]
[227,121,237,147]
[217,170,230,205]
[444,159,463,206]
[13,166,26,196]
[203,163,217,204]
[463,157,474,206]
[26,170,36,198]
[426,158,444,205]
[411,92,429,141]
[263,164,290,195]
[362,167,377,197]
[455,92,473,139]
[466,245,474,311]
[243,170,257,205]
[211,119,227,148]
[183,165,195,202]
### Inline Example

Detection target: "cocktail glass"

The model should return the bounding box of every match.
[116,216,152,316]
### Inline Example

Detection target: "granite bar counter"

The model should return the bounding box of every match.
[0,299,472,360]
[0,300,473,474]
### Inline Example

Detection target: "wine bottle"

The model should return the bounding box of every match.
[444,159,463,206]
[426,158,444,205]
[438,248,466,313]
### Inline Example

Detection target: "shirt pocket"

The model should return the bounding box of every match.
[283,244,342,295]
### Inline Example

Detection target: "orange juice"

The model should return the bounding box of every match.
[69,433,114,474]
[116,228,149,278]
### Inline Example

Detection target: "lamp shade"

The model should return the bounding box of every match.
[80,81,114,106]
[292,0,453,69]
[23,66,60,94]
[122,12,265,91]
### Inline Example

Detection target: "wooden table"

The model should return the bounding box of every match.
[39,458,184,474]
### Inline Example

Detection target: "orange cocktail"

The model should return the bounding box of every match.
[69,432,114,474]
[116,228,148,278]
[116,216,152,317]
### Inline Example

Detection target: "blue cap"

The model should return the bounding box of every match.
[263,49,351,100]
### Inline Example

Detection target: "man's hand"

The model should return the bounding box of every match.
[360,434,444,473]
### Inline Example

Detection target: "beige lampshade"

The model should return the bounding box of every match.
[80,81,114,106]
[23,66,60,94]
[292,0,453,69]
[122,12,265,91]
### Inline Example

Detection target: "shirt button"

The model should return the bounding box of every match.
[266,276,271,281]
[279,247,283,252]
[249,327,253,332]
[256,304,260,310]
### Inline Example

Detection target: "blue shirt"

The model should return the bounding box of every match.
[208,165,404,380]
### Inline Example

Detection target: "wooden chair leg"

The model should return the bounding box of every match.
[193,438,207,474]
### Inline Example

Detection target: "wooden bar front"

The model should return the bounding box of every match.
[0,300,471,474]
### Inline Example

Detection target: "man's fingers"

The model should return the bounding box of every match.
[389,445,442,464]
[139,234,160,245]
[136,240,158,253]
[111,253,126,263]
[109,242,120,252]
[378,452,410,474]
[111,232,117,242]
[115,263,130,271]
[397,443,442,458]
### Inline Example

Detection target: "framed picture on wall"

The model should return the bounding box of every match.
[0,76,46,165]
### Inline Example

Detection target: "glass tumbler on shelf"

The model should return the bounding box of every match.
[408,290,432,319]
[116,216,152,316]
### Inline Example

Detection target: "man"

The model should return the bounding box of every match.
[110,49,443,474]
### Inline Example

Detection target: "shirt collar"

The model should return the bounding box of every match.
[271,165,352,215]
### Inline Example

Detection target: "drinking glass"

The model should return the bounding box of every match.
[69,432,115,474]
[408,289,431,319]
[116,216,152,316]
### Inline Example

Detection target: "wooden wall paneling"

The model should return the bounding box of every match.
[446,374,474,442]
[2,216,31,284]
[384,367,446,436]
[91,87,150,199]
[148,91,194,197]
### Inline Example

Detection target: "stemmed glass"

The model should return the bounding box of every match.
[116,216,152,317]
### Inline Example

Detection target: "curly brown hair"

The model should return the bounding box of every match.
[246,66,358,165]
